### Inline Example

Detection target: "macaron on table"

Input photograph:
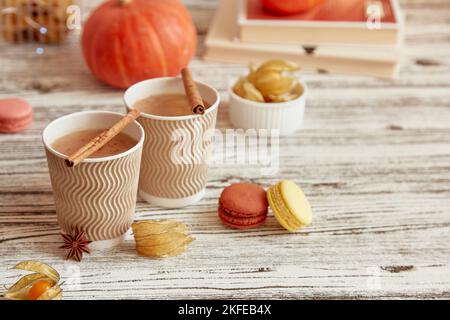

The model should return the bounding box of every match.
[267,180,312,232]
[0,98,33,133]
[218,183,269,229]
[217,181,312,233]
[1,0,449,301]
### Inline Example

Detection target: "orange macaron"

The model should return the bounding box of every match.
[0,98,33,133]
[218,182,269,229]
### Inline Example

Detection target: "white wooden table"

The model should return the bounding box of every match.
[1,0,449,299]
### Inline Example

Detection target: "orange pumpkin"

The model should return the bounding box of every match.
[261,0,326,15]
[81,0,197,89]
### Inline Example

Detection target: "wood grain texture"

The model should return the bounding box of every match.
[0,0,450,299]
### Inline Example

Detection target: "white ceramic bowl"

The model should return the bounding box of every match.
[228,78,308,136]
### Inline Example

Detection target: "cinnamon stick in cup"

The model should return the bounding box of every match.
[65,109,140,167]
[181,68,205,115]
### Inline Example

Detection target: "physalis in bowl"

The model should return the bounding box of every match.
[233,60,303,103]
[4,261,63,300]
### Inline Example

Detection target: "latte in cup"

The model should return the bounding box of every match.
[52,129,137,158]
[124,77,220,208]
[42,111,144,250]
[133,93,211,117]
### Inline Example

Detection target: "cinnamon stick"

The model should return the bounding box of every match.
[181,68,205,115]
[65,109,141,168]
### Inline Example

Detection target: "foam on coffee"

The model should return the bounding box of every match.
[133,93,211,117]
[52,129,137,158]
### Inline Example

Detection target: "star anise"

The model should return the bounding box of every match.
[60,229,91,262]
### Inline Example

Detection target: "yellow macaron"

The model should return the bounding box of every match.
[267,180,312,232]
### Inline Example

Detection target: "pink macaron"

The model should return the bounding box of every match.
[0,98,33,133]
[218,183,269,229]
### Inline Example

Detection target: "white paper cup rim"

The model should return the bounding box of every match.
[124,77,220,121]
[42,110,145,163]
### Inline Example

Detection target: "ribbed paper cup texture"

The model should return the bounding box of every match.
[43,111,144,242]
[124,78,220,205]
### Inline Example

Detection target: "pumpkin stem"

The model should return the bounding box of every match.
[119,0,132,5]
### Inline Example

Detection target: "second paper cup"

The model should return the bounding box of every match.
[124,77,220,208]
[42,111,144,250]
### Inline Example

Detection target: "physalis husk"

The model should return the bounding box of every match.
[233,60,302,103]
[4,261,63,300]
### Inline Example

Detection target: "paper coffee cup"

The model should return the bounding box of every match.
[42,111,144,249]
[124,77,220,208]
